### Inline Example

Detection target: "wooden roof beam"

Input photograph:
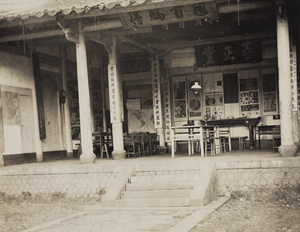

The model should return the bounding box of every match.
[151,31,276,50]
[218,1,275,14]
[0,29,64,43]
[0,18,123,43]
[118,35,156,55]
[0,15,56,29]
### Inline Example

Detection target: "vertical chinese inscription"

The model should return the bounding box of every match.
[290,46,297,112]
[108,64,121,123]
[0,87,4,152]
[163,78,171,142]
[152,60,162,129]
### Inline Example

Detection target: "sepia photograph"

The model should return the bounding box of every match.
[0,0,299,231]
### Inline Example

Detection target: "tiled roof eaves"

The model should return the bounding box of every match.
[0,0,147,22]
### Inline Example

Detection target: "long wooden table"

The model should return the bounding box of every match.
[200,117,261,149]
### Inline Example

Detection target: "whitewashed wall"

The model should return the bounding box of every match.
[0,51,40,155]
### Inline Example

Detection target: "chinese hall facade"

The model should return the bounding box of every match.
[0,0,299,165]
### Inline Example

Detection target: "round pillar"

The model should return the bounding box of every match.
[276,8,297,157]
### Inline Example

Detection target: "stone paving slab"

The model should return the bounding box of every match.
[23,197,229,232]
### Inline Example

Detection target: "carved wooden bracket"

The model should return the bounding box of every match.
[56,15,79,43]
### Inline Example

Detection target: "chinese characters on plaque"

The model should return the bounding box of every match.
[195,40,262,67]
[152,60,163,129]
[121,2,218,29]
[108,64,121,123]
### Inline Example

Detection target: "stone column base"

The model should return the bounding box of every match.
[278,144,297,157]
[80,153,96,164]
[295,142,300,153]
[67,152,74,159]
[112,150,126,160]
[157,146,167,154]
[36,154,43,163]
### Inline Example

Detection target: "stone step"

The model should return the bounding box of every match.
[130,173,199,183]
[115,198,190,207]
[121,189,193,199]
[126,180,195,191]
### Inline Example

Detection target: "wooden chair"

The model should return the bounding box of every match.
[273,126,281,152]
[92,131,111,159]
[149,133,158,155]
[202,126,220,156]
[124,133,141,158]
[219,127,231,153]
[139,132,150,156]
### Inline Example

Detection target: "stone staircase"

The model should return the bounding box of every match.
[115,169,199,207]
[101,163,218,208]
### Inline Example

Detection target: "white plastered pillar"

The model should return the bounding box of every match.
[276,6,297,157]
[76,20,96,163]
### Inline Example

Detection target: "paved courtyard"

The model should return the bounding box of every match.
[23,198,229,232]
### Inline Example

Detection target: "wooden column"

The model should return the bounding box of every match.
[60,44,73,159]
[76,20,96,163]
[87,43,95,132]
[108,36,126,159]
[276,7,297,156]
[31,52,44,163]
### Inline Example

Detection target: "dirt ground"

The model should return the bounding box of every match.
[192,185,300,232]
[0,185,300,232]
[0,192,99,232]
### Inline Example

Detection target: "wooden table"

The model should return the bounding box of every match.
[200,117,261,149]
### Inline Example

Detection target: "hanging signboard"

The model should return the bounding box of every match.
[108,64,121,123]
[195,39,262,67]
[120,2,218,29]
[290,45,297,112]
[152,60,163,129]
